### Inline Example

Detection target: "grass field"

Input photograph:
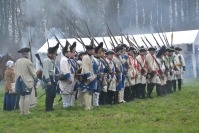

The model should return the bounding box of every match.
[0,78,199,133]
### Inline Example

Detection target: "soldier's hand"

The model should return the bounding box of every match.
[87,78,93,83]
[47,82,52,86]
[67,80,72,84]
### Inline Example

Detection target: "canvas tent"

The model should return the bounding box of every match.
[37,29,199,78]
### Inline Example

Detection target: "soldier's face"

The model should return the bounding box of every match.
[99,51,105,58]
[175,50,179,54]
[150,50,155,55]
[128,50,133,56]
[107,54,113,60]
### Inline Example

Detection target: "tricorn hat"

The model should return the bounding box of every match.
[114,46,123,53]
[17,47,30,53]
[48,43,59,54]
[175,47,182,51]
[169,46,175,52]
[106,50,115,55]
[120,43,128,48]
[127,47,136,52]
[62,41,70,54]
[70,41,76,53]
[85,39,95,50]
[139,46,147,52]
[95,42,103,53]
[148,46,157,51]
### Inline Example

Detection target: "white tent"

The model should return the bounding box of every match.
[37,29,199,54]
[37,29,199,77]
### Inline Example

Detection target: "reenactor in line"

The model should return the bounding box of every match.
[125,47,137,101]
[162,47,173,94]
[105,50,117,104]
[112,46,125,103]
[156,46,167,96]
[136,47,148,99]
[93,42,104,107]
[174,47,186,91]
[119,44,129,102]
[81,40,98,110]
[146,46,161,98]
[98,48,109,105]
[167,47,176,93]
[59,42,76,108]
[42,43,59,111]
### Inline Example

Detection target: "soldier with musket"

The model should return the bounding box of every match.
[146,46,161,98]
[59,42,77,108]
[174,47,186,91]
[93,42,104,107]
[105,50,117,104]
[125,47,137,101]
[119,44,129,102]
[135,46,148,99]
[162,47,172,94]
[167,46,176,92]
[42,43,59,111]
[156,46,168,96]
[81,40,98,110]
[112,46,125,103]
[15,47,38,115]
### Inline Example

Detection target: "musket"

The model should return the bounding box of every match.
[125,34,138,49]
[35,53,43,67]
[47,39,50,48]
[104,20,119,45]
[130,35,140,48]
[85,22,91,38]
[120,28,124,43]
[160,27,170,47]
[29,27,33,63]
[107,32,116,48]
[144,35,153,47]
[50,30,64,48]
[103,37,108,50]
[171,28,173,46]
[59,30,65,39]
[150,33,161,48]
[122,34,132,47]
[141,37,148,48]
[154,27,166,46]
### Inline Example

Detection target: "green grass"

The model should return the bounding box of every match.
[0,78,199,133]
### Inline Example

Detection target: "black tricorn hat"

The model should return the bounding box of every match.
[48,43,59,54]
[85,39,95,50]
[139,46,147,52]
[169,46,175,52]
[17,47,30,53]
[120,43,128,48]
[127,47,136,52]
[70,41,76,53]
[175,47,182,51]
[148,46,157,51]
[62,41,70,54]
[106,50,115,55]
[95,42,103,53]
[114,46,123,53]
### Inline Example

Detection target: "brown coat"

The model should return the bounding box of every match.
[4,67,15,92]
